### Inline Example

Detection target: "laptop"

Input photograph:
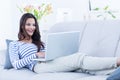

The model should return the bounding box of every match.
[33,31,80,61]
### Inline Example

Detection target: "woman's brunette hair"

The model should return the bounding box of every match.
[18,13,44,52]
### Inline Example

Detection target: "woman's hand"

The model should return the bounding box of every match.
[36,52,45,58]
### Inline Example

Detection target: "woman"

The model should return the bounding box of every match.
[9,13,120,74]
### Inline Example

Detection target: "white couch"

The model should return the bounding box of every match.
[0,20,120,80]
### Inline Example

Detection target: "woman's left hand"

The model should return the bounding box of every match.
[36,52,45,58]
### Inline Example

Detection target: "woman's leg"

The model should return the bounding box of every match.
[34,52,85,73]
[80,56,118,75]
[81,56,118,71]
[34,52,118,73]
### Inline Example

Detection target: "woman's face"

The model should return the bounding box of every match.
[25,18,36,37]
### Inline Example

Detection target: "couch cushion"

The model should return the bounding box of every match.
[48,21,87,49]
[4,39,13,69]
[0,66,36,80]
[79,20,120,57]
[30,72,90,80]
[48,21,87,33]
[75,76,107,80]
[115,38,120,57]
[0,65,91,80]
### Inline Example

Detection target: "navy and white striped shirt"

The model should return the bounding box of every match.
[9,41,44,71]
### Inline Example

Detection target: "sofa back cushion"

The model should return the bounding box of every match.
[48,20,120,57]
[48,21,87,33]
[79,20,120,57]
[115,37,120,57]
[48,21,87,49]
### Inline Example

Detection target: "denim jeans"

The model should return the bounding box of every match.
[107,67,120,80]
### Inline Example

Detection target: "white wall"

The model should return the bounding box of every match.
[10,0,89,39]
[1,0,120,50]
[0,0,12,50]
[0,0,90,50]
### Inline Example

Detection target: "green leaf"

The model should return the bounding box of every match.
[33,9,39,20]
[97,15,102,17]
[93,8,99,11]
[104,6,109,10]
[17,5,23,13]
[107,11,116,18]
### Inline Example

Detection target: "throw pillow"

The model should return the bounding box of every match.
[4,39,13,69]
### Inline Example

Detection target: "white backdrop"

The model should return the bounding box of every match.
[0,0,120,50]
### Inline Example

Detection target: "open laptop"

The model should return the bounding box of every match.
[33,31,80,61]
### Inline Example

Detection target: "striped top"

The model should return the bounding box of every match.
[9,41,45,71]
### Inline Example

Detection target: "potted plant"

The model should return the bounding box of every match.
[93,5,116,20]
[18,3,52,23]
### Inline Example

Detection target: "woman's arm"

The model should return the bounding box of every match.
[9,42,37,69]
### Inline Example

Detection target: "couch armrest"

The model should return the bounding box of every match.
[0,49,6,66]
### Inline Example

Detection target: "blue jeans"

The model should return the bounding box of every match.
[107,67,120,80]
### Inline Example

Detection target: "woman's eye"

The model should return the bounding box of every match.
[26,23,36,26]
[33,24,36,26]
[26,23,31,26]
